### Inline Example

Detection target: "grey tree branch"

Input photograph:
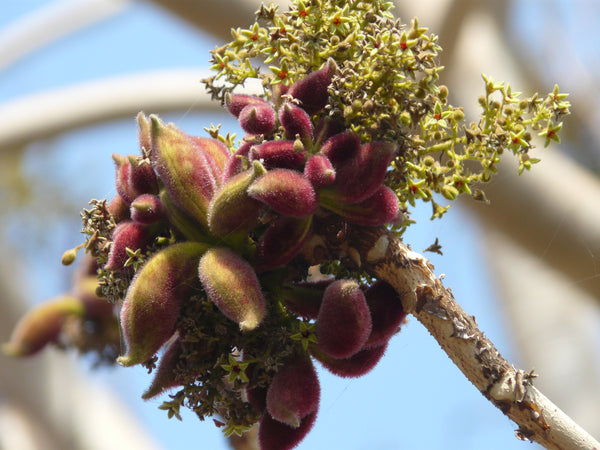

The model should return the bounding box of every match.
[302,218,600,450]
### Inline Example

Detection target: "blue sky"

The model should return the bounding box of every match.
[0,1,561,449]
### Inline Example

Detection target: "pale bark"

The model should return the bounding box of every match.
[301,219,600,450]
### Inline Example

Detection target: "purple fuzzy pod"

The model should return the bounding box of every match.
[108,194,130,223]
[278,102,313,143]
[259,410,317,450]
[117,242,210,367]
[221,141,252,182]
[304,154,335,188]
[246,382,268,414]
[315,280,372,359]
[239,103,277,135]
[112,153,136,205]
[329,141,396,203]
[137,112,152,154]
[142,334,184,400]
[190,136,231,176]
[2,296,84,357]
[198,247,266,332]
[248,169,317,218]
[150,116,219,230]
[104,221,153,272]
[319,185,399,227]
[226,94,271,118]
[266,354,320,428]
[249,140,306,170]
[364,281,407,348]
[320,130,361,166]
[288,58,337,115]
[311,342,388,378]
[128,155,159,197]
[253,216,312,272]
[130,194,164,225]
[280,279,334,320]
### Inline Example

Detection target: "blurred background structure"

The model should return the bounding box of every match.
[0,1,598,449]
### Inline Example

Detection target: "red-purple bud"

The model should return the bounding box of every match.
[128,155,159,197]
[304,154,335,188]
[3,296,85,357]
[108,194,130,223]
[329,141,396,203]
[266,355,320,428]
[320,130,361,166]
[239,104,277,135]
[249,140,306,170]
[364,281,407,348]
[259,410,317,450]
[248,169,317,218]
[316,280,372,359]
[288,58,337,114]
[112,153,136,205]
[142,334,184,399]
[222,141,252,182]
[137,112,152,154]
[190,136,231,175]
[226,93,271,118]
[319,185,399,226]
[279,102,313,144]
[198,248,266,332]
[254,216,312,272]
[311,342,388,378]
[104,221,153,272]
[150,115,219,230]
[130,194,164,225]
[117,242,210,367]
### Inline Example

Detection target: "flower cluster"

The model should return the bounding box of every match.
[5,62,405,449]
[4,1,571,449]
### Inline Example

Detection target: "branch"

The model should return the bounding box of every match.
[302,218,600,450]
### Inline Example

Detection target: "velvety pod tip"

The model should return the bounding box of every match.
[198,247,266,332]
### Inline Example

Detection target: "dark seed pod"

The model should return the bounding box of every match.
[266,354,320,428]
[288,58,337,114]
[315,279,372,359]
[304,154,335,188]
[226,93,271,118]
[319,185,399,227]
[320,130,361,166]
[249,140,306,170]
[364,281,407,348]
[104,221,153,272]
[130,194,164,225]
[248,169,317,218]
[279,102,313,144]
[239,103,277,135]
[311,342,388,378]
[258,410,317,450]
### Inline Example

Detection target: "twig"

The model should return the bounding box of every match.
[302,217,600,450]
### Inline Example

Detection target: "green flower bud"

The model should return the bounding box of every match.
[3,296,85,357]
[198,247,266,332]
[207,160,266,238]
[117,242,210,367]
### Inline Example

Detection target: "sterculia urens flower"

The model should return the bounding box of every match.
[5,57,406,450]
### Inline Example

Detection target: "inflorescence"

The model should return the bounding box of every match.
[3,1,570,449]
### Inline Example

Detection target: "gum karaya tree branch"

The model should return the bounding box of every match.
[5,1,596,449]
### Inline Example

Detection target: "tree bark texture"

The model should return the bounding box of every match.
[301,217,600,450]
